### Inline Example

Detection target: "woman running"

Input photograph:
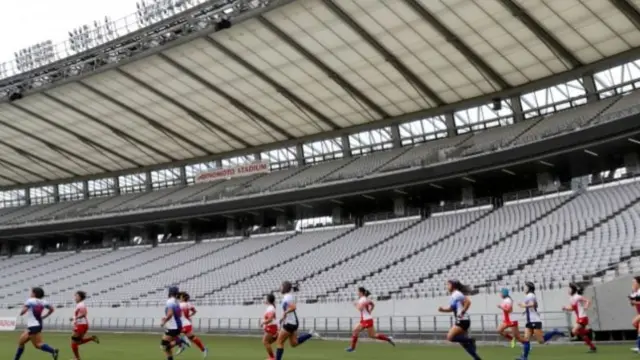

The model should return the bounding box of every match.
[629,276,640,352]
[274,281,314,360]
[346,286,394,352]
[13,287,59,360]
[261,294,278,360]
[70,291,99,360]
[178,292,207,358]
[438,280,481,360]
[160,286,187,360]
[516,281,564,360]
[562,283,596,352]
[496,288,523,348]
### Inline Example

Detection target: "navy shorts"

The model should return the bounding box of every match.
[525,322,542,330]
[455,320,471,331]
[165,329,181,337]
[27,326,42,335]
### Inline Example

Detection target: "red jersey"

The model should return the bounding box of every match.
[179,301,195,326]
[500,297,514,324]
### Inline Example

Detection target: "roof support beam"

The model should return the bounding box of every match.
[115,68,252,148]
[404,0,510,90]
[0,116,110,173]
[0,156,51,182]
[258,16,390,119]
[0,172,21,185]
[9,103,142,168]
[322,0,445,106]
[42,92,176,162]
[499,0,582,68]
[157,53,296,140]
[609,0,640,32]
[78,82,209,158]
[0,139,79,177]
[204,37,342,131]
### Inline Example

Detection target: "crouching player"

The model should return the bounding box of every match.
[70,291,99,360]
[179,292,207,358]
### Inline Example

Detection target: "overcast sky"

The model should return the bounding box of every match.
[0,0,137,64]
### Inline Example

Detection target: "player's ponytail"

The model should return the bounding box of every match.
[282,281,299,294]
[292,283,299,293]
[75,291,86,301]
[569,282,583,295]
[266,293,275,305]
[358,287,371,297]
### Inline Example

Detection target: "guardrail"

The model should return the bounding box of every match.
[7,312,572,341]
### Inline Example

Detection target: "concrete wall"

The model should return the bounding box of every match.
[585,274,638,331]
[0,289,571,333]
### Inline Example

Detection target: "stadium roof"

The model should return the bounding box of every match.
[1,0,640,187]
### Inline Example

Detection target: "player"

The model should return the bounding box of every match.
[562,282,596,352]
[516,281,565,360]
[346,286,394,352]
[496,288,523,348]
[160,286,187,360]
[274,281,314,360]
[261,293,278,360]
[438,280,482,360]
[629,276,640,352]
[178,292,207,357]
[13,287,59,360]
[70,291,99,360]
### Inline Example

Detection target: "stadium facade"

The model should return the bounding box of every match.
[0,0,639,335]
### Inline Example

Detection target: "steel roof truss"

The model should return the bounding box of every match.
[0,156,50,182]
[204,36,341,131]
[609,0,640,32]
[498,0,582,68]
[115,68,250,149]
[1,140,79,177]
[157,53,296,140]
[258,16,390,119]
[0,172,21,185]
[78,82,205,158]
[42,92,175,162]
[404,0,510,90]
[322,0,445,106]
[9,104,142,168]
[0,116,109,172]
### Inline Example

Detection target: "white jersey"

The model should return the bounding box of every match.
[281,293,298,325]
[164,298,182,330]
[358,296,373,321]
[24,298,51,328]
[523,293,541,323]
[570,294,587,319]
[264,305,277,326]
[74,301,88,325]
[449,290,469,320]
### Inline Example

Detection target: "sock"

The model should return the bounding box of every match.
[577,329,595,350]
[275,348,284,360]
[522,341,531,359]
[543,329,561,342]
[40,344,55,354]
[350,334,358,349]
[174,337,183,346]
[192,337,205,352]
[266,346,274,358]
[451,334,471,345]
[636,336,640,350]
[14,347,24,360]
[503,333,513,340]
[296,333,312,345]
[81,338,92,344]
[71,343,80,359]
[375,334,390,342]
[167,357,173,360]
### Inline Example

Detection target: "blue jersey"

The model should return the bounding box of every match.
[164,298,182,330]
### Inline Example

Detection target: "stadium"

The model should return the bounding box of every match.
[2,0,640,358]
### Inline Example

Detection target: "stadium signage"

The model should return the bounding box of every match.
[195,160,270,183]
[0,317,16,331]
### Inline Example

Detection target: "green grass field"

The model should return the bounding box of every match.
[0,332,638,360]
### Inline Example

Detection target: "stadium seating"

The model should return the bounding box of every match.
[2,178,640,306]
[0,90,638,226]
